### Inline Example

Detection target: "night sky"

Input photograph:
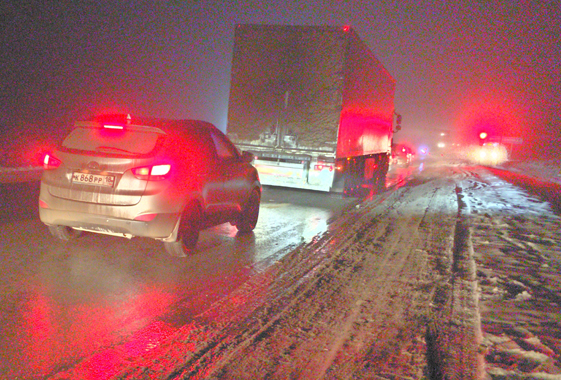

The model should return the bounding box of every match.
[2,1,560,158]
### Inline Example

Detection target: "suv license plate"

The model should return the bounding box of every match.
[72,172,115,187]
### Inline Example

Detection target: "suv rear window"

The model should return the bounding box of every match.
[62,126,164,156]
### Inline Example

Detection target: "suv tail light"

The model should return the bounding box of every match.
[131,164,171,180]
[43,153,61,170]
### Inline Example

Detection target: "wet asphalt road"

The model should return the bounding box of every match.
[0,180,364,379]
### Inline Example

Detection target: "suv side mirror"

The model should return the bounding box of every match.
[241,151,254,163]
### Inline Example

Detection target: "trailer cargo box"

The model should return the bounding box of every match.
[227,24,397,195]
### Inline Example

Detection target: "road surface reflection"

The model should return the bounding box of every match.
[0,185,358,379]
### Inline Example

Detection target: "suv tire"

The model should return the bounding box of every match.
[164,203,201,257]
[235,189,260,233]
[48,225,82,241]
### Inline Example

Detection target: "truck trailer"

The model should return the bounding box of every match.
[227,24,398,196]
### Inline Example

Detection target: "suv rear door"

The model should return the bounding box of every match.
[45,122,165,206]
[209,129,253,214]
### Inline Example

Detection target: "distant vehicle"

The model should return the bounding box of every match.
[469,142,508,166]
[39,114,261,257]
[227,24,399,197]
[392,144,414,166]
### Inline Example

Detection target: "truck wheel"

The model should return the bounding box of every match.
[235,189,260,233]
[164,204,201,257]
[48,225,82,241]
[374,155,388,192]
[376,174,387,192]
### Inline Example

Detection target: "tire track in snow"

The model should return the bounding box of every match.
[425,181,485,380]
[199,176,462,379]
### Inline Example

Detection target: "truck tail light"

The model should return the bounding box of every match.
[131,164,171,180]
[314,164,334,172]
[43,153,61,170]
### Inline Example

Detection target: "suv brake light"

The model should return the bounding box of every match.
[103,124,124,130]
[43,153,61,170]
[132,164,171,180]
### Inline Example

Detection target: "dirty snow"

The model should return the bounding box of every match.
[0,165,42,184]
[500,159,561,186]
[460,167,561,378]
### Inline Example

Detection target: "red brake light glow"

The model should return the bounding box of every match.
[314,164,334,172]
[151,164,171,176]
[43,153,61,170]
[134,213,157,221]
[103,124,124,130]
[132,164,171,180]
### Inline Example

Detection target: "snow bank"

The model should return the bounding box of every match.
[0,166,42,184]
[500,159,561,185]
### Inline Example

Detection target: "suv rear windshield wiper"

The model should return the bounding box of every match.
[95,146,135,154]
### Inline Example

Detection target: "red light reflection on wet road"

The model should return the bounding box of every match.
[386,164,419,190]
[16,283,179,379]
[7,257,262,379]
[1,185,354,379]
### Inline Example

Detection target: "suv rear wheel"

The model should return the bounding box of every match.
[48,225,82,241]
[235,189,260,233]
[164,203,201,257]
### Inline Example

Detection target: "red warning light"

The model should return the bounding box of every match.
[479,132,488,140]
[343,25,350,32]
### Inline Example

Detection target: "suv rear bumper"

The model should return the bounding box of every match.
[39,207,179,240]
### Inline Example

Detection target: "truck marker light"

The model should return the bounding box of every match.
[39,199,49,209]
[314,164,334,171]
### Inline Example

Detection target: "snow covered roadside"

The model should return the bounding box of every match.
[463,167,561,378]
[499,160,561,186]
[0,166,42,184]
[485,161,561,214]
